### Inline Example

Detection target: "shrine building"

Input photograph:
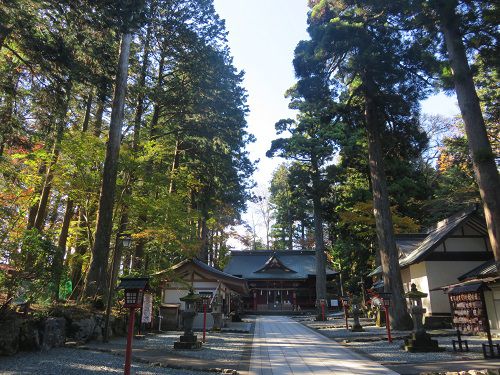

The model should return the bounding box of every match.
[369,206,493,325]
[223,250,338,312]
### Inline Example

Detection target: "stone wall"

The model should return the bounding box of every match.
[0,308,127,356]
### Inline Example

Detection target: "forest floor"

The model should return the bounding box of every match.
[296,315,500,374]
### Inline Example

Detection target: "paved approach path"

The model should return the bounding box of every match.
[247,316,398,375]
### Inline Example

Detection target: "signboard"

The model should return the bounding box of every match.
[141,293,153,323]
[330,299,339,307]
[449,291,487,334]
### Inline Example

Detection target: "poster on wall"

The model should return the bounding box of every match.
[142,293,153,323]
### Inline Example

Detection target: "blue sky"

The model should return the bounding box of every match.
[213,0,460,246]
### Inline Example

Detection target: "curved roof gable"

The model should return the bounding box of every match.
[255,254,297,274]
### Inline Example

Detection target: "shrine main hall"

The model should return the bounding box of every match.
[223,250,337,311]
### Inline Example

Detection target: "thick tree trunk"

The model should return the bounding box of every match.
[435,1,500,269]
[53,198,74,300]
[110,210,128,292]
[363,85,412,330]
[82,32,133,299]
[311,156,327,319]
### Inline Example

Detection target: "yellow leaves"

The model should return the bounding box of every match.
[131,228,200,256]
[339,200,420,234]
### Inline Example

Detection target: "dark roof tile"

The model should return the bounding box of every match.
[223,250,337,280]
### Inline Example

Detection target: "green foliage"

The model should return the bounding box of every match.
[6,229,57,304]
[0,0,255,304]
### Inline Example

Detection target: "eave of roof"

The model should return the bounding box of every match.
[458,259,497,281]
[369,207,481,277]
[155,258,249,295]
[432,275,500,292]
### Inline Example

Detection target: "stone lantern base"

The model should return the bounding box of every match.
[174,334,202,349]
[404,332,444,352]
[212,312,223,331]
[351,322,364,332]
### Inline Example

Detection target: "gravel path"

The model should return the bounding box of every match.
[143,331,252,363]
[298,315,498,364]
[0,347,215,375]
[345,336,488,364]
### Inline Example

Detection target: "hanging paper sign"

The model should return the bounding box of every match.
[141,293,153,323]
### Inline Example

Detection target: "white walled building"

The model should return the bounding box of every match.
[370,207,493,321]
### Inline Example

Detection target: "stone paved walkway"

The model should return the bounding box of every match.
[247,316,398,375]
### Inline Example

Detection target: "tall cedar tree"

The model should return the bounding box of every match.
[268,73,338,319]
[306,0,437,329]
[82,1,145,299]
[395,0,500,270]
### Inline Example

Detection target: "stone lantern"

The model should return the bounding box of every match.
[404,284,444,352]
[211,294,223,330]
[174,289,202,349]
[351,296,364,332]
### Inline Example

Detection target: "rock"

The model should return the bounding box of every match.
[91,314,104,341]
[19,320,41,351]
[41,317,65,350]
[0,317,21,355]
[111,315,126,337]
[68,316,96,342]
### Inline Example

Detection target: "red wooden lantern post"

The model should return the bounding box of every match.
[320,299,326,321]
[382,297,392,343]
[118,277,150,375]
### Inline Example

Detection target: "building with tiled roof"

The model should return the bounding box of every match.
[224,250,337,311]
[370,206,493,320]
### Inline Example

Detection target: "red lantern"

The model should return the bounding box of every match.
[124,289,144,308]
